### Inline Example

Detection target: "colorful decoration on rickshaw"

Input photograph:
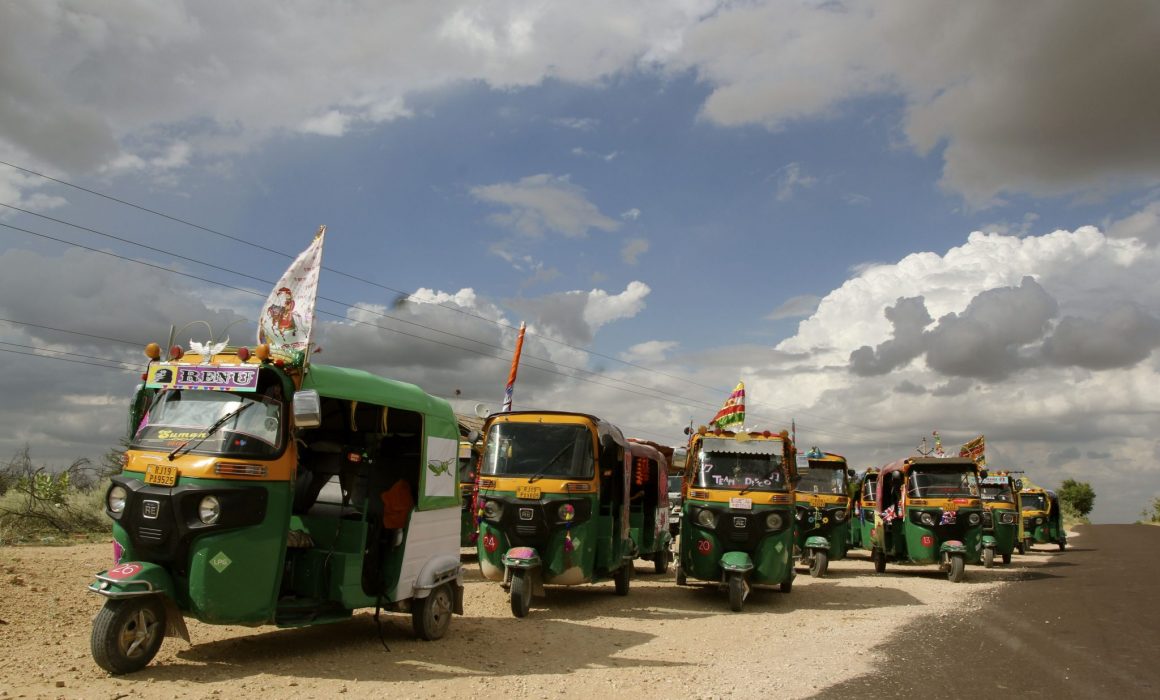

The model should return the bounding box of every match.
[564,530,574,553]
[559,504,575,522]
[633,456,649,486]
[940,510,957,525]
[806,446,824,459]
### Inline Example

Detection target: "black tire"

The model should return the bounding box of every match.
[779,577,793,593]
[412,583,454,640]
[728,574,745,612]
[509,571,531,618]
[675,564,687,586]
[983,547,995,569]
[872,548,886,574]
[653,547,670,575]
[614,564,631,596]
[90,597,166,675]
[809,550,829,578]
[1059,541,1066,551]
[1002,552,1012,565]
[948,553,966,583]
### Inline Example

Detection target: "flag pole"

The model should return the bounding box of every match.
[501,322,526,412]
[301,225,326,371]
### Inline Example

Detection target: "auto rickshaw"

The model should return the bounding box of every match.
[792,449,853,577]
[676,427,797,612]
[667,445,687,537]
[458,439,479,546]
[870,456,984,582]
[475,410,634,617]
[626,439,674,573]
[89,342,465,674]
[979,472,1022,566]
[847,468,879,552]
[1020,486,1067,551]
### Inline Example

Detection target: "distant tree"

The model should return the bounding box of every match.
[1058,479,1096,517]
[1144,497,1160,523]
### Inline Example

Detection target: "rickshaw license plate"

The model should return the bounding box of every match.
[809,496,825,507]
[144,464,178,487]
[516,485,541,500]
[729,497,753,510]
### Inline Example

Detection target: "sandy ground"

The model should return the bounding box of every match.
[0,540,1058,700]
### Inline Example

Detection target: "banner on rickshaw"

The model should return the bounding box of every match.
[960,435,986,466]
[711,381,745,430]
[258,225,326,363]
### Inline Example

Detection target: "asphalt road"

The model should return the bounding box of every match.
[813,525,1160,699]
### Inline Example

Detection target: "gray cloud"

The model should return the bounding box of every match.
[471,174,621,238]
[893,380,926,395]
[1042,305,1160,370]
[849,296,932,376]
[1048,446,1082,464]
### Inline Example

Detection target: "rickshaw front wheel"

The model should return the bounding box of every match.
[1002,552,1012,565]
[675,564,687,586]
[779,577,792,593]
[613,564,631,596]
[653,547,671,575]
[1058,541,1066,551]
[872,548,886,574]
[509,571,532,618]
[809,550,828,578]
[412,583,454,640]
[90,597,166,675]
[947,554,966,583]
[983,547,995,568]
[727,573,746,612]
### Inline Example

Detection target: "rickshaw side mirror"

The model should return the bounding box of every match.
[1013,479,1024,491]
[978,469,989,479]
[467,429,481,444]
[292,389,322,429]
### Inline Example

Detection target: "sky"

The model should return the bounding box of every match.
[1,1,1158,523]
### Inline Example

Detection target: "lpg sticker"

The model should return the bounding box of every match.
[209,551,232,573]
[106,563,141,580]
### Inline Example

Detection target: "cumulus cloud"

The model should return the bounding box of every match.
[849,296,932,376]
[506,281,649,345]
[1106,199,1160,245]
[471,173,621,237]
[1042,305,1160,370]
[620,339,678,364]
[766,294,822,321]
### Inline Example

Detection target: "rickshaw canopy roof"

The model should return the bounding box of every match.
[301,364,455,423]
[699,436,784,455]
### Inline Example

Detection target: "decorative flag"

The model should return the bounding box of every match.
[501,322,526,412]
[258,225,326,363]
[711,381,745,430]
[960,435,986,466]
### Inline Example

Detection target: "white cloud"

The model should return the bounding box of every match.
[621,237,649,265]
[471,173,621,237]
[297,110,352,137]
[774,162,818,202]
[1106,199,1160,245]
[620,208,641,221]
[620,339,678,363]
[766,294,821,321]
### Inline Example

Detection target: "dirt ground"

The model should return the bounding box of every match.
[0,539,1060,700]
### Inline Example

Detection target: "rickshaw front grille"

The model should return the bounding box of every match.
[138,526,165,543]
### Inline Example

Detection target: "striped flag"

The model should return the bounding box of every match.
[711,381,745,430]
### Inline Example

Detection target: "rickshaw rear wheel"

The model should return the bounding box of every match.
[509,571,532,618]
[614,564,631,596]
[675,564,687,586]
[872,548,886,574]
[90,597,166,675]
[809,550,828,578]
[779,577,792,593]
[727,574,745,612]
[983,547,994,568]
[1002,552,1012,565]
[412,583,454,640]
[653,548,671,575]
[947,554,966,583]
[1058,541,1066,551]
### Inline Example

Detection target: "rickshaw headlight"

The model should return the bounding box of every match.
[198,495,221,525]
[999,512,1016,525]
[833,509,847,522]
[967,512,981,526]
[765,512,785,530]
[483,500,502,521]
[919,512,936,527]
[1035,516,1043,525]
[107,485,128,514]
[695,508,716,529]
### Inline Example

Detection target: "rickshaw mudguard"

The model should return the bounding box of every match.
[805,535,830,551]
[88,561,190,642]
[719,551,754,573]
[981,534,997,548]
[412,554,465,615]
[502,546,542,570]
[939,540,967,554]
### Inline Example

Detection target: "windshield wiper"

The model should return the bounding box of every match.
[528,443,572,483]
[167,403,253,461]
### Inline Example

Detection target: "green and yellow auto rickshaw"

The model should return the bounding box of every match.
[458,438,479,546]
[475,410,634,617]
[847,468,879,552]
[89,341,465,674]
[625,439,674,573]
[792,449,853,577]
[979,472,1022,567]
[676,427,797,611]
[871,456,984,582]
[1020,486,1067,551]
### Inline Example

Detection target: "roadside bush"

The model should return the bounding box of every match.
[0,447,109,545]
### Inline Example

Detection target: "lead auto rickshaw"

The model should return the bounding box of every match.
[1020,486,1067,551]
[792,449,853,577]
[627,439,674,573]
[475,410,634,617]
[979,472,1022,566]
[676,427,797,611]
[847,467,879,552]
[871,456,984,582]
[88,342,464,674]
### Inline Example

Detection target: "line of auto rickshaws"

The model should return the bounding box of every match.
[89,351,1070,674]
[457,410,1069,618]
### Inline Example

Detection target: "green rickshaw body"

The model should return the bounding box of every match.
[979,473,1021,565]
[847,469,879,551]
[792,451,853,575]
[474,411,634,614]
[1020,488,1067,550]
[626,440,674,573]
[458,440,479,547]
[871,457,985,582]
[677,430,797,608]
[90,354,465,673]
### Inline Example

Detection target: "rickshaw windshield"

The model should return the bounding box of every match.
[862,476,878,501]
[481,422,595,479]
[980,483,1014,502]
[667,475,682,493]
[1021,493,1047,511]
[133,388,283,458]
[693,438,787,492]
[799,465,848,494]
[908,468,980,498]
